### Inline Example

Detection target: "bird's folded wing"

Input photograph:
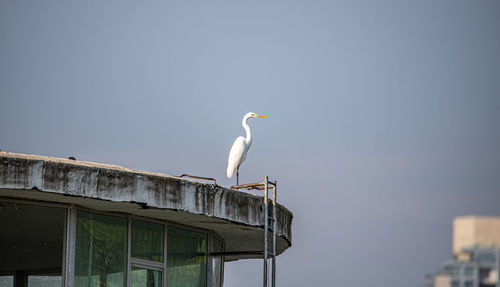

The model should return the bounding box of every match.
[227,136,246,178]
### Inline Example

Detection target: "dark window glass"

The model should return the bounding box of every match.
[167,227,207,287]
[131,266,162,287]
[0,202,64,287]
[74,210,128,287]
[131,219,164,262]
[464,266,473,276]
[477,252,495,263]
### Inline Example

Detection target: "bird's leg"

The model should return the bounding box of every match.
[236,167,239,186]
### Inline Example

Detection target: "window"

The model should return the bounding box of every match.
[131,266,162,287]
[74,210,128,287]
[131,219,164,262]
[0,276,13,287]
[477,252,495,263]
[0,201,65,287]
[130,219,165,287]
[2,201,223,287]
[167,227,208,287]
[28,274,62,287]
[70,210,220,287]
[464,266,474,276]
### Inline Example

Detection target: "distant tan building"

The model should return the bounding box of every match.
[454,216,500,261]
[434,273,451,287]
[424,216,500,287]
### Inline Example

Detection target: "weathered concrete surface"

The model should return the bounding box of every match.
[0,152,293,261]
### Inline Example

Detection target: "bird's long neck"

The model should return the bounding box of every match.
[242,116,252,148]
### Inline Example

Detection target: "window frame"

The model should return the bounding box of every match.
[128,216,167,287]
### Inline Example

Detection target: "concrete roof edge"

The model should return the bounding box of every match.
[0,151,293,258]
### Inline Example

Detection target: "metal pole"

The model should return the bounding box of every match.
[263,176,269,287]
[272,183,277,287]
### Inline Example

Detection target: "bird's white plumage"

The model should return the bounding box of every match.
[226,112,266,182]
[226,136,246,178]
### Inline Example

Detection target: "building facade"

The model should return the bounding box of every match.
[0,152,293,287]
[424,216,500,287]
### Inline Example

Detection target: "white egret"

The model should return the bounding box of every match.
[227,112,267,185]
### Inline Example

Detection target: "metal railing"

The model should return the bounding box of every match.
[178,174,217,186]
[232,176,277,287]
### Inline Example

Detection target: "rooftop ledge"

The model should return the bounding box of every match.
[0,152,292,261]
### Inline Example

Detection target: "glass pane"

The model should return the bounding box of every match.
[0,276,13,287]
[28,275,62,287]
[74,210,128,287]
[132,219,164,262]
[464,266,473,276]
[131,266,162,287]
[0,202,64,283]
[209,237,223,287]
[167,227,207,287]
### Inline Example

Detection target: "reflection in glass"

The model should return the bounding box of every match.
[0,276,13,287]
[132,219,164,262]
[74,210,128,287]
[167,227,207,287]
[209,238,223,287]
[131,267,162,287]
[28,275,62,287]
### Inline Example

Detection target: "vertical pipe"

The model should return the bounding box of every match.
[264,176,269,287]
[272,183,277,287]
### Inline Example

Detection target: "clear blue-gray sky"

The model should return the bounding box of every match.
[1,1,500,286]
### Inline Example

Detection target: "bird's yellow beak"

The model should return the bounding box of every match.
[254,114,267,118]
